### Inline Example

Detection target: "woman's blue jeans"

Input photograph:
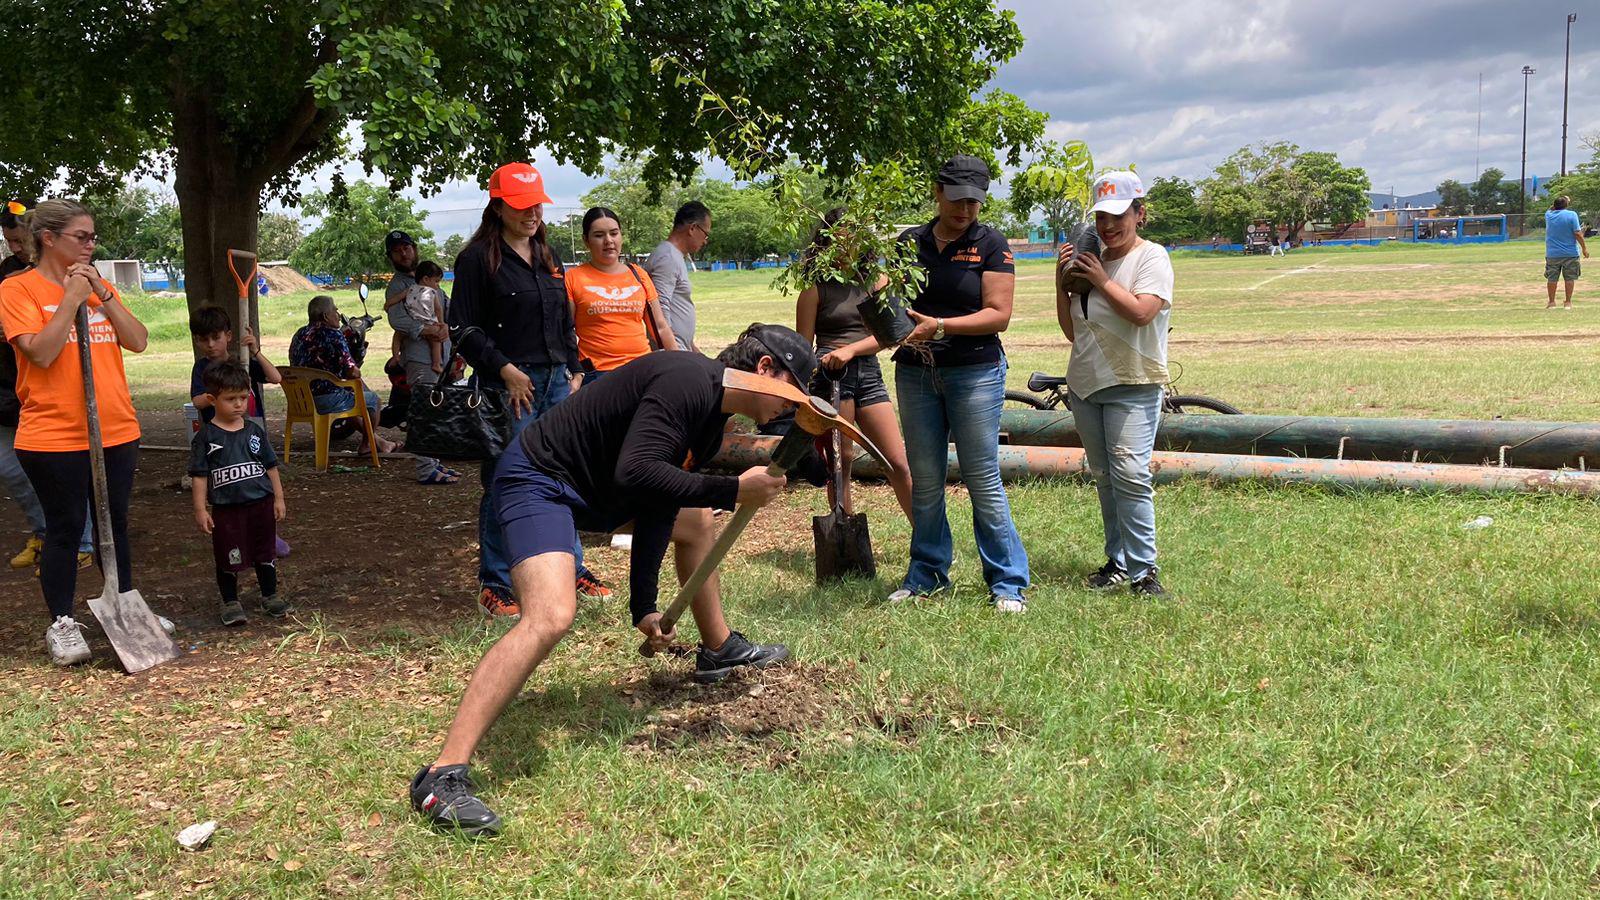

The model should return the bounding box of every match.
[1069,384,1162,579]
[895,360,1030,599]
[476,364,583,589]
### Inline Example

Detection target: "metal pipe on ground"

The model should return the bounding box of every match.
[998,410,1600,470]
[712,433,1600,498]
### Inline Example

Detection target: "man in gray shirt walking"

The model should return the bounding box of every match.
[643,201,712,353]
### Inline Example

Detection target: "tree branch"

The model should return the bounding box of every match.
[244,37,339,186]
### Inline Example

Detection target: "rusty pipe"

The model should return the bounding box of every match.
[711,433,1600,498]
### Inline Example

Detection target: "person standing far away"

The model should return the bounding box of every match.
[446,162,613,617]
[889,155,1031,613]
[643,201,712,353]
[1544,195,1589,309]
[381,229,458,486]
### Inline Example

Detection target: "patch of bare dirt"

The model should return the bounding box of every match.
[619,661,1015,767]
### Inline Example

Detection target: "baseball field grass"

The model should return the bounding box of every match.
[4,238,1600,896]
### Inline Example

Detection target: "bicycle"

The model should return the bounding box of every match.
[1004,362,1241,415]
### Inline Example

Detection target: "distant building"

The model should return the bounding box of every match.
[1365,206,1438,229]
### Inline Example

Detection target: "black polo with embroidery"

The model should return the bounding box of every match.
[891,219,1016,368]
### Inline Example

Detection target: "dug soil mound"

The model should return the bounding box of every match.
[619,661,1015,767]
[260,264,318,295]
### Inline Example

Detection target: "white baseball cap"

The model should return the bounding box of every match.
[1089,171,1145,216]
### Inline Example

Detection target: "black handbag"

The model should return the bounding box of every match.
[403,328,515,460]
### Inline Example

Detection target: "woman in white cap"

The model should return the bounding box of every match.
[448,162,611,618]
[1057,171,1174,597]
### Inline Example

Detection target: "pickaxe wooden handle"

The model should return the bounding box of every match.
[637,370,896,657]
[639,427,814,657]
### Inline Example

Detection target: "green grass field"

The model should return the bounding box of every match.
[7,239,1600,896]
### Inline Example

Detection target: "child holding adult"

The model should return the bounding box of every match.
[794,208,913,518]
[189,362,289,625]
[1056,171,1175,597]
[565,207,677,386]
[0,198,171,665]
[188,306,281,424]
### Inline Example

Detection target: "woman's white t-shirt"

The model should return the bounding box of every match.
[1066,239,1175,400]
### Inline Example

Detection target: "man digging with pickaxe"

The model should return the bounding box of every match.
[411,324,885,836]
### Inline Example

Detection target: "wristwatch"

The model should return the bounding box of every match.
[933,318,946,340]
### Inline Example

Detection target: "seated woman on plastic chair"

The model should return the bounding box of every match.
[288,295,396,456]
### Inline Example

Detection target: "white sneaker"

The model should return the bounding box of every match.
[45,616,92,666]
[886,588,916,604]
[993,596,1028,614]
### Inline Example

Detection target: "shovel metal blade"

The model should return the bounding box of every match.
[812,511,876,583]
[86,588,183,674]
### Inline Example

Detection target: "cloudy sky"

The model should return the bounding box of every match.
[294,0,1600,237]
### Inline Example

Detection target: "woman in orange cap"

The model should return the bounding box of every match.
[448,163,610,618]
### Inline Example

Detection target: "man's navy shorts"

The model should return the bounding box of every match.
[493,438,588,569]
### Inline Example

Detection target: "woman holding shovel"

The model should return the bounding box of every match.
[0,199,160,665]
[794,208,913,518]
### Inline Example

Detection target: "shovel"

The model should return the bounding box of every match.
[812,374,874,582]
[76,304,183,674]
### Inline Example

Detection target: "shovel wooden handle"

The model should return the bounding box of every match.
[75,303,121,596]
[640,427,814,657]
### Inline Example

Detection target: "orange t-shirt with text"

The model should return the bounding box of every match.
[564,262,658,372]
[0,269,142,452]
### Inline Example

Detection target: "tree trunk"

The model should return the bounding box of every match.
[171,86,265,359]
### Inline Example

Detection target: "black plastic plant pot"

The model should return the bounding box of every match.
[860,290,915,347]
[1059,223,1101,297]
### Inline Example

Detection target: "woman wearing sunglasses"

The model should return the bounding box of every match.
[0,199,163,666]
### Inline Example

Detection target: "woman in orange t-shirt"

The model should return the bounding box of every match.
[565,207,678,386]
[0,199,150,663]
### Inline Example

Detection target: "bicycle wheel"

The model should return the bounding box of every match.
[1004,390,1055,410]
[1164,394,1242,415]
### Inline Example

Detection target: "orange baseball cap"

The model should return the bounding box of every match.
[488,162,553,209]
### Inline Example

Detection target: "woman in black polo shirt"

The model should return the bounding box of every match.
[890,156,1030,612]
[448,162,609,617]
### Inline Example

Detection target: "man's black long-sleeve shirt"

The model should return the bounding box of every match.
[519,352,741,622]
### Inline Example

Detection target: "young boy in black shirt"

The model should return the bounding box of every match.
[189,362,289,626]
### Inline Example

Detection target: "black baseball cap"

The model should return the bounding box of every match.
[384,230,415,253]
[748,324,819,388]
[936,155,991,202]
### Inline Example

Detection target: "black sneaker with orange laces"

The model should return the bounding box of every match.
[477,583,521,619]
[575,568,613,600]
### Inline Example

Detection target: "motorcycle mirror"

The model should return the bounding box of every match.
[357,282,369,302]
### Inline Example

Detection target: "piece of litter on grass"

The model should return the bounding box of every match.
[1461,515,1494,530]
[611,533,634,550]
[176,820,217,851]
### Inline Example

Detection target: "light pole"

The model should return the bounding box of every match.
[1521,65,1535,232]
[1562,14,1577,176]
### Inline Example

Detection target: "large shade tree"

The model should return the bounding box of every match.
[3,1,1039,314]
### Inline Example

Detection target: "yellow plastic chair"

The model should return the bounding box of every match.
[278,367,382,471]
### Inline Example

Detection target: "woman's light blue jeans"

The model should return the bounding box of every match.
[895,360,1029,600]
[475,364,583,590]
[1069,383,1162,579]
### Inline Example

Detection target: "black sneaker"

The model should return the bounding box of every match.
[693,631,790,684]
[260,594,292,618]
[220,600,247,627]
[1085,561,1128,591]
[410,765,502,837]
[1129,572,1168,598]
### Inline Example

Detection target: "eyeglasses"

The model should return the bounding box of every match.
[56,230,98,245]
[692,223,712,240]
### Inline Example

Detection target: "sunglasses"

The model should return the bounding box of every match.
[5,201,26,216]
[56,230,98,244]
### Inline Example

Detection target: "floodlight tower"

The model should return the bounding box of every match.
[1520,65,1535,230]
[1562,14,1577,176]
